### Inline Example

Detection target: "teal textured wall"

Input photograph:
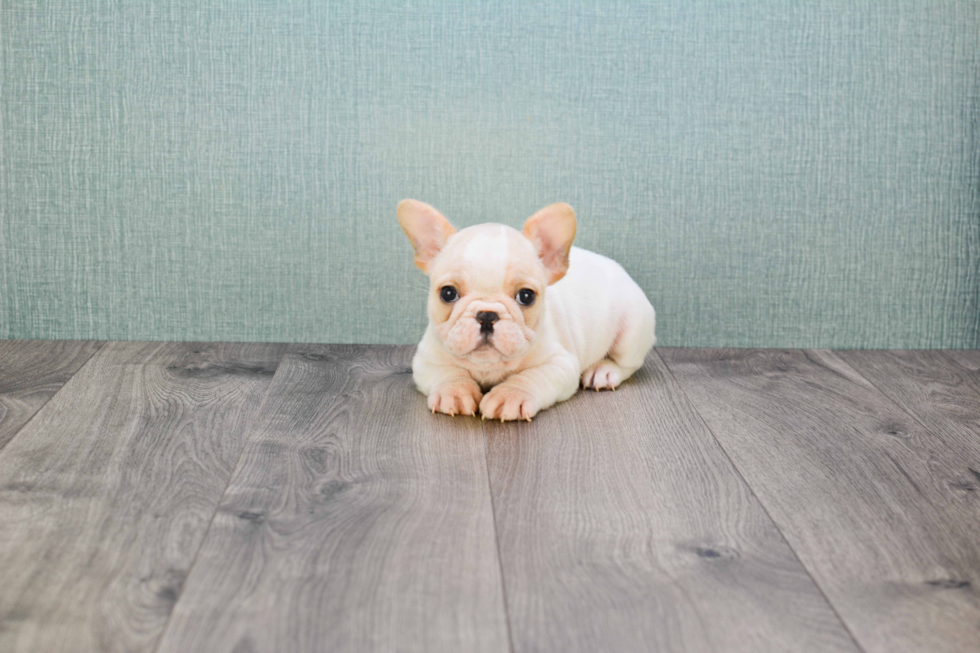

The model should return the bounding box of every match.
[1,1,978,347]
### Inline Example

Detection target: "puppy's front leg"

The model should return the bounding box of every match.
[412,353,482,417]
[480,351,580,421]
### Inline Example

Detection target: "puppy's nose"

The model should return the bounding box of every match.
[476,311,499,334]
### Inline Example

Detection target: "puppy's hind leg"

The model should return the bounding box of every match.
[611,300,656,379]
[581,358,624,390]
[582,303,656,390]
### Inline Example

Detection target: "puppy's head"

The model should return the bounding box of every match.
[398,199,576,367]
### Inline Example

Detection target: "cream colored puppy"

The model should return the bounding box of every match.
[398,199,656,421]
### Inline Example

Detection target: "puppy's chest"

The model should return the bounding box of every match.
[470,366,513,391]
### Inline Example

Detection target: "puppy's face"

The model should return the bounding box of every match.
[398,201,576,368]
[427,224,545,364]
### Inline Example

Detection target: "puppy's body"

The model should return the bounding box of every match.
[543,246,656,381]
[399,202,655,421]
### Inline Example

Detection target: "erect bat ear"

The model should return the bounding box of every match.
[522,203,577,284]
[397,199,457,274]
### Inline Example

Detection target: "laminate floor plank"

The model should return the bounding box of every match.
[484,351,860,653]
[660,348,980,653]
[0,340,103,450]
[836,350,980,491]
[942,350,980,395]
[156,345,510,653]
[0,341,285,653]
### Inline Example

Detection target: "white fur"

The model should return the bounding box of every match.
[411,239,656,421]
[461,225,509,288]
[547,247,656,372]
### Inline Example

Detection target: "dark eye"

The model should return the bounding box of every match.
[440,286,459,303]
[516,288,536,306]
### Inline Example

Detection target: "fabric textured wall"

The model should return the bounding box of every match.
[1,1,978,347]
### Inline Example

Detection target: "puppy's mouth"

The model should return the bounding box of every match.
[464,333,509,362]
[471,334,496,352]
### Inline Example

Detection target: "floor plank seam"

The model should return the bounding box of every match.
[151,343,290,653]
[480,423,517,653]
[653,348,870,653]
[0,340,106,459]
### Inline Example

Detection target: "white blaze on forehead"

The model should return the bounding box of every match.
[462,225,509,290]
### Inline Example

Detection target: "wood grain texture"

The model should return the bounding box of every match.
[660,348,980,653]
[0,340,103,450]
[836,350,980,492]
[0,341,285,653]
[156,345,510,653]
[484,351,859,653]
[942,350,980,395]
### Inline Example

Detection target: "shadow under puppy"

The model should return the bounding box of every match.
[398,200,656,421]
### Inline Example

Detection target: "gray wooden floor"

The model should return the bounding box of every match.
[0,342,978,653]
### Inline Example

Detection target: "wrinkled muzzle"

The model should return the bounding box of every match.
[437,301,531,362]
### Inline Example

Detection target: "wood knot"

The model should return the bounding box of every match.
[926,579,970,590]
[237,511,265,522]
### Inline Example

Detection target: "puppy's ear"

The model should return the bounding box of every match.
[397,199,457,273]
[522,203,577,284]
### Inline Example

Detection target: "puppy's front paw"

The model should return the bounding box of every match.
[480,385,540,422]
[428,381,482,417]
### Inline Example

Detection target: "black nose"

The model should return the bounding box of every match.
[476,311,499,334]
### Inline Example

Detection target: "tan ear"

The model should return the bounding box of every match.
[522,203,577,284]
[397,199,457,273]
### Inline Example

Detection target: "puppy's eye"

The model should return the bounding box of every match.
[439,286,459,303]
[516,288,536,306]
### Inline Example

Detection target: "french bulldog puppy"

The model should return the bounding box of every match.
[398,199,656,421]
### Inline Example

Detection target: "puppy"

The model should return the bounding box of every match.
[398,200,656,421]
